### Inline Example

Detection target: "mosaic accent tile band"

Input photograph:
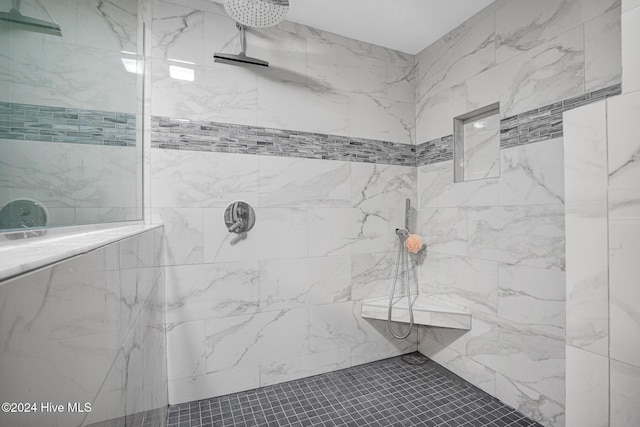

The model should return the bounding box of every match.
[151,117,416,166]
[417,83,622,167]
[0,102,136,146]
[152,84,621,168]
[499,84,621,149]
[416,134,453,167]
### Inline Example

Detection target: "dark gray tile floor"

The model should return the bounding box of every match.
[167,353,543,427]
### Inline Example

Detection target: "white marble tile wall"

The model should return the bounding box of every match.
[418,160,499,208]
[275,12,417,105]
[151,149,259,208]
[479,27,585,119]
[165,262,259,323]
[415,8,495,103]
[499,139,565,206]
[609,186,640,367]
[260,348,351,387]
[306,37,387,97]
[607,92,640,376]
[498,265,565,337]
[467,315,565,405]
[419,253,498,315]
[259,256,351,310]
[494,0,618,64]
[0,227,167,427]
[563,83,640,425]
[146,0,626,419]
[564,102,609,357]
[145,1,418,403]
[608,91,640,188]
[622,1,640,94]
[146,0,415,144]
[623,0,640,11]
[565,345,609,427]
[467,205,565,270]
[417,136,566,426]
[610,360,640,426]
[495,372,566,427]
[415,84,468,144]
[414,0,621,143]
[585,7,622,92]
[153,149,418,404]
[348,94,415,144]
[257,78,349,135]
[151,58,259,125]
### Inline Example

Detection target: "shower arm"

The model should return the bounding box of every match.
[237,22,247,56]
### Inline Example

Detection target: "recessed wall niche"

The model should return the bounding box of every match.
[454,103,500,182]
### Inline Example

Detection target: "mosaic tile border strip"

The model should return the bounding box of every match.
[500,84,621,150]
[151,84,621,167]
[417,83,622,166]
[416,134,453,167]
[0,102,136,147]
[151,117,417,166]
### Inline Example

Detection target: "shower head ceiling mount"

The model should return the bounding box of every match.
[224,0,290,28]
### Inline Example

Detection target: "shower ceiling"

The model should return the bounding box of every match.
[211,0,494,54]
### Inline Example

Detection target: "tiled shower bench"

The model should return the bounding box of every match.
[361,295,472,330]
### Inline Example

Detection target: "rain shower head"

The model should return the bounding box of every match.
[214,23,269,68]
[216,0,289,68]
[0,6,62,37]
[224,0,289,29]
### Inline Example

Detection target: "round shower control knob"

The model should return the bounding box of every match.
[224,201,256,233]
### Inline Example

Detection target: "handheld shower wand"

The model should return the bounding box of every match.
[388,199,415,340]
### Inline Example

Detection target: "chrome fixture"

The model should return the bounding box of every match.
[388,199,414,339]
[224,0,289,28]
[224,201,255,233]
[0,0,62,36]
[214,22,269,67]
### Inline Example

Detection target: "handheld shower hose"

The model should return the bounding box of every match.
[388,228,414,339]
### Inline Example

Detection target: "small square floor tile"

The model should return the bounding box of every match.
[166,353,544,427]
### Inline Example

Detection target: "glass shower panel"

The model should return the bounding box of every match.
[0,0,143,233]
